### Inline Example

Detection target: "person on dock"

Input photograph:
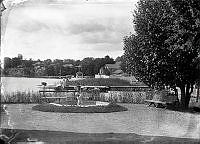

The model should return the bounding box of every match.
[62,78,67,89]
[59,78,67,89]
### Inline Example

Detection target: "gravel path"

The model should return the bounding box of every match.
[1,104,200,139]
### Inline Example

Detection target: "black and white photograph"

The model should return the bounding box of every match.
[0,0,200,143]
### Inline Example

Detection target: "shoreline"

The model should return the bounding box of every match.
[1,75,62,79]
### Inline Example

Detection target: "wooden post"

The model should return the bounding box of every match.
[43,86,45,98]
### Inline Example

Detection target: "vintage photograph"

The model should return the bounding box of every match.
[1,0,200,143]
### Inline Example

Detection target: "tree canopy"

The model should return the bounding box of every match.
[123,0,200,108]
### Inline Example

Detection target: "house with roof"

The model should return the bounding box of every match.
[96,62,138,84]
[99,62,123,76]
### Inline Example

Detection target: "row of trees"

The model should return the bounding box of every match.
[122,0,200,109]
[3,56,116,77]
[3,57,35,76]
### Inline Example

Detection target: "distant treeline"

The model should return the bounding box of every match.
[2,55,122,77]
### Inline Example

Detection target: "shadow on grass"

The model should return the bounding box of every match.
[0,128,199,144]
[164,104,200,115]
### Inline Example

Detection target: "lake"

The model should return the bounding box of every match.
[1,76,198,97]
[1,77,60,94]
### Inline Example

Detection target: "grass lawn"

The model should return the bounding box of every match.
[1,104,200,143]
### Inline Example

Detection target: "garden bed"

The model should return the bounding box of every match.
[32,102,128,113]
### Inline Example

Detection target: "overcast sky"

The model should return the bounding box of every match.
[1,0,137,60]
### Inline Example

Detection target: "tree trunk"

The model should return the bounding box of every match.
[173,86,179,100]
[180,83,193,109]
[180,85,186,109]
[197,86,199,102]
[185,83,192,108]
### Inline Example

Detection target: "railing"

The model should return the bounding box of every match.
[39,85,149,93]
[109,86,149,91]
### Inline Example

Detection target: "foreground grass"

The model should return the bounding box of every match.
[1,128,200,144]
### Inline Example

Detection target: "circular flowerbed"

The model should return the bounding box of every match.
[32,102,128,113]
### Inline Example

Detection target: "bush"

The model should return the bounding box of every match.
[99,91,147,104]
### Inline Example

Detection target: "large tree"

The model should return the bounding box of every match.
[81,57,95,76]
[22,59,35,76]
[81,56,115,76]
[123,0,200,109]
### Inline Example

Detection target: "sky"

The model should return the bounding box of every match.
[1,0,137,61]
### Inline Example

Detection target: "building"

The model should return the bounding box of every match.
[99,62,123,76]
[96,62,138,84]
[18,54,23,60]
[63,64,73,68]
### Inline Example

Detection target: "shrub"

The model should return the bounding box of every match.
[99,91,147,104]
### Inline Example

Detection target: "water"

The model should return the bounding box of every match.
[1,77,60,94]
